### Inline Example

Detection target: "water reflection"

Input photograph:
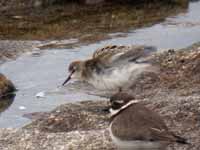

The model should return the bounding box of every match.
[0,94,15,114]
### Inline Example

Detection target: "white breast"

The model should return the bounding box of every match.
[88,63,150,90]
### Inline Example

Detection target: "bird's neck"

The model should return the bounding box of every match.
[110,100,139,119]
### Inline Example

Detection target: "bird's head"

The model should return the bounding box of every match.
[62,61,84,86]
[110,90,135,110]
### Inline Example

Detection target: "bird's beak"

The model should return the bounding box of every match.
[62,70,75,86]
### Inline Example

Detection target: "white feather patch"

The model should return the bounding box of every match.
[89,63,150,90]
[110,100,139,117]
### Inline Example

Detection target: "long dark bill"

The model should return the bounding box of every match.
[62,70,75,86]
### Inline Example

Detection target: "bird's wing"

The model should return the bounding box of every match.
[128,104,185,143]
[93,45,157,67]
[149,127,186,143]
[112,103,187,144]
[114,45,157,64]
[111,103,168,141]
[92,45,130,59]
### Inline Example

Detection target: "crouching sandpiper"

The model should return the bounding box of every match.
[62,45,157,90]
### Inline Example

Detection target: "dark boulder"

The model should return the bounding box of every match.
[0,73,16,98]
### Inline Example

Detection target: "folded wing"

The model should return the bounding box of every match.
[93,45,157,68]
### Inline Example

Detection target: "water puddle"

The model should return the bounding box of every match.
[105,1,200,50]
[0,1,200,127]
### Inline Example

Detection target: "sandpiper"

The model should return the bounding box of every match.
[62,45,157,90]
[109,96,188,150]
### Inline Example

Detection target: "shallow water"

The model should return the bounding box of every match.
[0,1,200,127]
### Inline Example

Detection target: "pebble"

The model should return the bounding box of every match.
[19,106,26,110]
[36,92,45,98]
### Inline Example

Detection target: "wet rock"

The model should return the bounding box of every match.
[1,100,115,150]
[0,96,200,150]
[0,73,15,97]
[0,128,115,150]
[0,73,15,113]
[25,100,110,132]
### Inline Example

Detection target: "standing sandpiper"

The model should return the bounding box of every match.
[109,97,188,150]
[62,45,157,90]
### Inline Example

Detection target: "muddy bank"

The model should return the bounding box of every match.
[0,1,188,41]
[1,42,200,149]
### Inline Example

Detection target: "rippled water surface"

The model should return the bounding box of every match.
[0,1,200,127]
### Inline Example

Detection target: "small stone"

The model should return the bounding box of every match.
[19,106,26,110]
[36,92,45,98]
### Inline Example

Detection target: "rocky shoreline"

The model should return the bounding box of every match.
[0,42,200,149]
[0,0,200,149]
[0,0,188,41]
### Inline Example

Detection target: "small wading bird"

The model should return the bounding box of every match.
[109,92,189,150]
[62,45,157,90]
